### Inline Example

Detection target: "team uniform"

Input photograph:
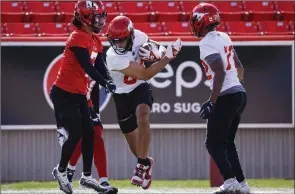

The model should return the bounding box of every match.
[106,29,153,133]
[51,28,110,194]
[190,3,250,194]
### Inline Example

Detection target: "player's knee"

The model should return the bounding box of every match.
[136,104,150,126]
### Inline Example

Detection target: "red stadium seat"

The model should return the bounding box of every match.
[258,21,293,35]
[163,22,191,36]
[216,21,226,32]
[1,23,6,36]
[134,22,164,36]
[4,23,37,36]
[243,1,277,21]
[211,1,245,21]
[290,21,294,32]
[118,2,149,13]
[275,1,295,12]
[275,1,295,21]
[149,2,182,22]
[118,2,150,22]
[23,1,57,22]
[36,22,69,36]
[55,1,76,23]
[211,1,244,12]
[226,21,260,35]
[104,2,119,13]
[180,1,198,12]
[1,1,25,22]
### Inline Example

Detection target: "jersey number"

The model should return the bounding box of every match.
[224,45,235,70]
[123,59,145,85]
[201,45,235,80]
[124,76,137,85]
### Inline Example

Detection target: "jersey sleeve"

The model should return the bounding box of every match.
[94,35,103,53]
[106,54,130,71]
[199,42,219,59]
[68,31,91,48]
[134,29,149,45]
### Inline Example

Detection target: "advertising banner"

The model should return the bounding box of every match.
[1,41,294,129]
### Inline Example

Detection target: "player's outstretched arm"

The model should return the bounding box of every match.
[121,57,171,80]
[119,38,182,80]
[233,49,244,82]
[71,47,107,87]
[205,54,226,103]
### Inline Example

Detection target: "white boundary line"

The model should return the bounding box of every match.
[1,40,294,129]
[1,123,294,130]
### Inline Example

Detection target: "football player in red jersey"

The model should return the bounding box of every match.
[57,69,118,194]
[51,1,116,194]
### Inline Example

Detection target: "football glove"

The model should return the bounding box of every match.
[164,38,182,59]
[200,100,214,119]
[139,43,161,61]
[105,80,116,93]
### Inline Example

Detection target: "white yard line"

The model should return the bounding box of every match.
[2,188,294,194]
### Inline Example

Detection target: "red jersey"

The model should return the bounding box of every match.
[55,29,103,95]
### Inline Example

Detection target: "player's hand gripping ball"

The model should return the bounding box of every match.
[139,42,161,62]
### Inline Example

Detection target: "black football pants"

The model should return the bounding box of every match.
[50,85,94,174]
[205,91,247,182]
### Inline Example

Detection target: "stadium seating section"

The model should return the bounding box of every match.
[1,1,294,37]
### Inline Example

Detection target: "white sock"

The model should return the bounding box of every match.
[99,177,108,183]
[240,180,246,185]
[67,164,76,171]
[224,178,236,185]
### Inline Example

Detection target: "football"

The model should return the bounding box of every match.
[139,42,161,62]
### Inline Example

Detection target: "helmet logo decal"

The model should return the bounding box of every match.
[86,1,98,9]
[193,12,208,21]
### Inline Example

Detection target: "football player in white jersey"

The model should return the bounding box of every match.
[106,16,182,189]
[190,3,250,194]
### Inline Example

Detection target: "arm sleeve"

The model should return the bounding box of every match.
[90,83,100,113]
[204,53,223,67]
[70,46,107,87]
[94,53,113,81]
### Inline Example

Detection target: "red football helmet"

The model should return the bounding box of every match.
[75,0,107,33]
[107,16,135,55]
[190,3,221,37]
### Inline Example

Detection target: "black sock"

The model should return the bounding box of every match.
[58,166,66,173]
[137,158,150,166]
[83,172,91,177]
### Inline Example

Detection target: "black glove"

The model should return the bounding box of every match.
[200,100,214,119]
[105,80,116,93]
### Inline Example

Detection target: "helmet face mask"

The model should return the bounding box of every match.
[107,16,135,55]
[75,1,107,34]
[108,30,134,55]
[92,12,107,33]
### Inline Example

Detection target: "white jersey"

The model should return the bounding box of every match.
[199,31,241,92]
[106,29,149,94]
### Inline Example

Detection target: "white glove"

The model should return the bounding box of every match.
[139,43,161,61]
[164,38,182,60]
